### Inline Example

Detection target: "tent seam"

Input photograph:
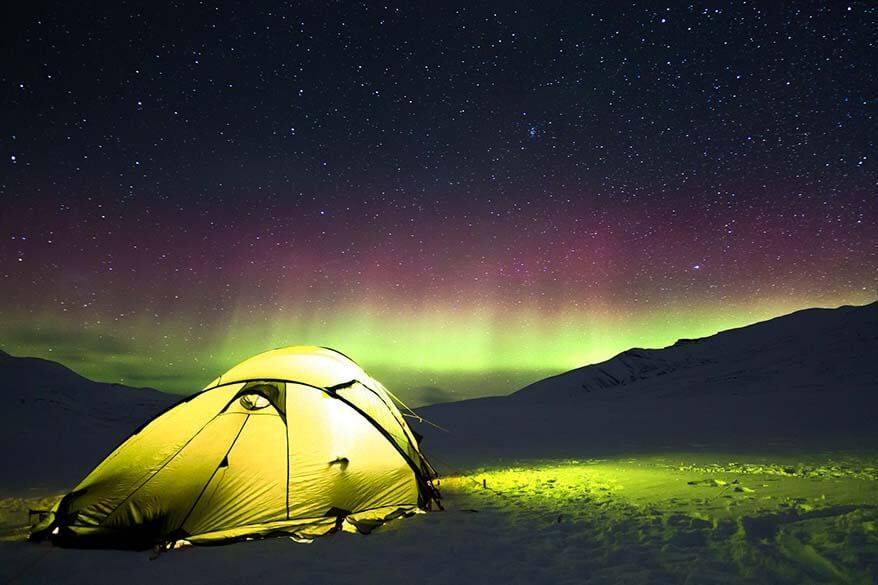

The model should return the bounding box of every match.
[189,378,437,507]
[95,411,225,527]
[177,414,251,535]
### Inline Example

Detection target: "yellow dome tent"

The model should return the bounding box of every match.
[31,346,441,549]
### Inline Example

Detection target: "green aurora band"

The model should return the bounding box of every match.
[2,293,874,405]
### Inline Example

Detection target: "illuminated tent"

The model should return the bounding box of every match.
[31,346,441,549]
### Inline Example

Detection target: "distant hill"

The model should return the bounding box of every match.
[0,350,176,493]
[2,302,876,490]
[512,302,878,401]
[417,303,878,462]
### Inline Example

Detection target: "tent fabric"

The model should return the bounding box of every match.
[31,346,440,549]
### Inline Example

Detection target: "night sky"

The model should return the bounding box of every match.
[1,2,875,404]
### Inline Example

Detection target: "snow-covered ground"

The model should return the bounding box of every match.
[0,303,876,584]
[2,452,876,584]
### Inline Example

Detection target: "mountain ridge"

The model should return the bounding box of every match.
[510,301,878,401]
[0,349,176,493]
[0,348,165,395]
[416,302,878,461]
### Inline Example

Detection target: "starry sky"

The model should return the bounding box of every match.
[1,2,875,405]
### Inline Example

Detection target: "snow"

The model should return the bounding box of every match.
[0,303,876,584]
[3,453,876,584]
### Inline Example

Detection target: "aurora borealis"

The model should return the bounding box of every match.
[1,3,875,404]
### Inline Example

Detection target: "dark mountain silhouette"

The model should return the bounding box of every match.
[512,302,878,401]
[0,350,176,492]
[417,303,878,462]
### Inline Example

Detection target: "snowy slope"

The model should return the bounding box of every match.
[416,303,878,463]
[513,302,878,401]
[0,350,176,493]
